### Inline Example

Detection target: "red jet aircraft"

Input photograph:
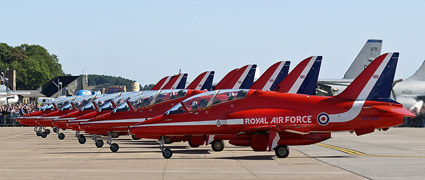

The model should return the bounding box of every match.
[129,52,415,159]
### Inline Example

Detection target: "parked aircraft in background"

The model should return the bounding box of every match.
[0,85,30,106]
[317,39,382,96]
[392,60,425,115]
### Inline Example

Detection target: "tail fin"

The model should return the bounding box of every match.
[219,64,257,89]
[151,76,172,90]
[336,52,399,101]
[250,61,290,91]
[186,71,215,90]
[275,56,322,95]
[215,68,238,90]
[344,39,383,79]
[406,60,425,81]
[161,73,188,89]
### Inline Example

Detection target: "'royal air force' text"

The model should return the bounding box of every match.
[244,116,312,125]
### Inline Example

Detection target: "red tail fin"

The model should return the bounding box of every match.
[186,71,215,90]
[250,61,290,91]
[218,64,257,89]
[161,73,188,89]
[215,68,238,90]
[151,76,172,90]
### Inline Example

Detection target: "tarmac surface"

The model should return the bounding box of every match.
[0,127,424,180]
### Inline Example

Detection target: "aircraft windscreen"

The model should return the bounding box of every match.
[61,103,74,111]
[211,89,248,105]
[154,89,188,104]
[183,90,217,111]
[98,101,115,112]
[129,91,157,110]
[43,104,55,111]
[166,103,185,115]
[80,102,95,111]
[73,95,94,109]
[113,103,129,113]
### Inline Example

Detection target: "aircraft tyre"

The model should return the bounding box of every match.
[110,143,119,152]
[162,148,172,159]
[36,131,42,136]
[41,132,47,138]
[275,145,290,158]
[211,140,224,152]
[95,140,104,148]
[45,129,50,134]
[188,140,199,148]
[131,134,141,140]
[53,127,58,133]
[111,133,119,138]
[58,133,65,140]
[78,135,86,144]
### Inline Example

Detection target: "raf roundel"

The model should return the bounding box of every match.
[317,112,330,126]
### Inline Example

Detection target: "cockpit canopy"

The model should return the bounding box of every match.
[165,89,248,115]
[113,89,188,113]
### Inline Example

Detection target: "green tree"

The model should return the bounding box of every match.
[0,43,65,90]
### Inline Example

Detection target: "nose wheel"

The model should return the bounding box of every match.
[76,132,86,144]
[159,136,173,159]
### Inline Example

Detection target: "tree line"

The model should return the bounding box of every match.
[0,43,153,91]
[0,43,64,90]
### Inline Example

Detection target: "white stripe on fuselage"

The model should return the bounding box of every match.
[329,53,392,123]
[288,57,317,93]
[262,62,286,91]
[81,118,150,124]
[131,119,244,128]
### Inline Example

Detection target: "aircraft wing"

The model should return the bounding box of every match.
[244,124,317,135]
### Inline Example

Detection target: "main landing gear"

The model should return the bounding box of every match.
[76,131,86,144]
[211,140,224,152]
[159,136,172,159]
[53,127,65,140]
[34,126,50,138]
[107,132,119,152]
[274,145,290,158]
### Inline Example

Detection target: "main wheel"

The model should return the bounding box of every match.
[58,133,65,140]
[36,131,42,136]
[78,135,86,144]
[41,132,47,138]
[95,140,104,148]
[53,127,58,133]
[45,129,50,134]
[132,134,141,140]
[188,140,199,148]
[275,145,290,158]
[162,148,173,159]
[211,140,224,152]
[111,133,119,138]
[110,143,119,152]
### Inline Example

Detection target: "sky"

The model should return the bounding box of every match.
[1,0,425,85]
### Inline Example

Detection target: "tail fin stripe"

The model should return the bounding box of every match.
[196,71,212,90]
[262,61,286,91]
[357,53,393,100]
[232,64,254,89]
[159,76,172,90]
[171,74,184,89]
[288,56,317,93]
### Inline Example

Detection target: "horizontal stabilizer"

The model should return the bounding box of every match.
[372,105,416,117]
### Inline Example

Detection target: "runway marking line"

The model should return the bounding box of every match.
[316,143,425,158]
